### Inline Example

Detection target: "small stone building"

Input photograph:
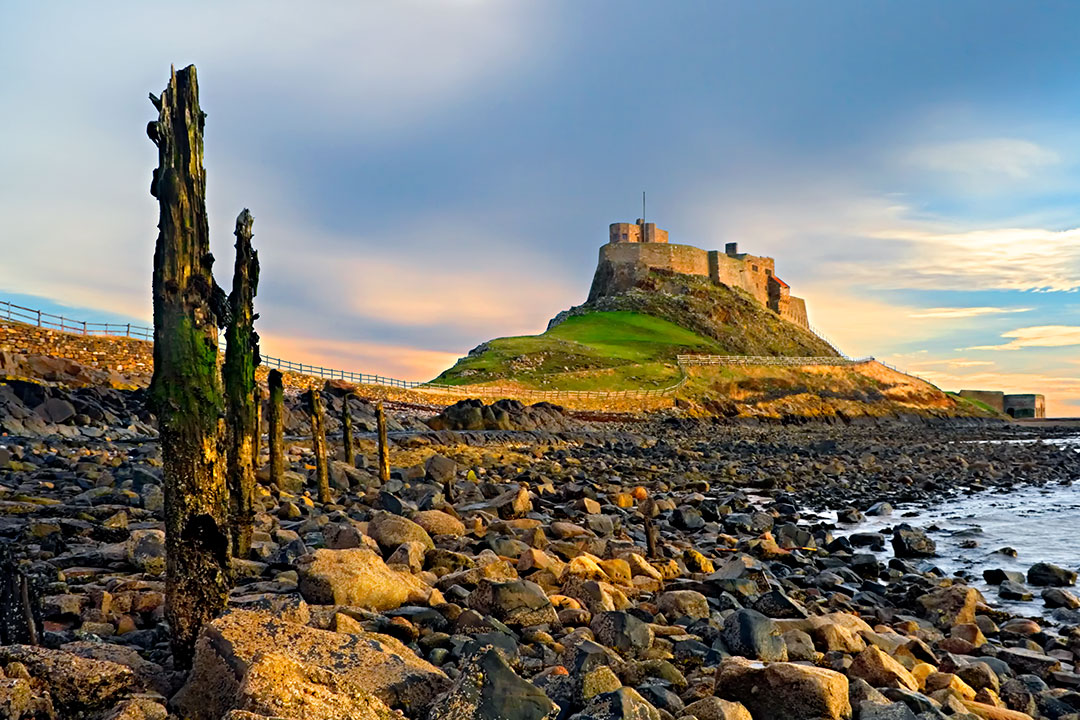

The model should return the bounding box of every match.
[1004,394,1045,419]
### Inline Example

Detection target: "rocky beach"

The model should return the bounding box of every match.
[3,367,1080,720]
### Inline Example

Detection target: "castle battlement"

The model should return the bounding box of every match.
[588,220,810,329]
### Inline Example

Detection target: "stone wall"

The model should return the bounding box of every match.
[0,319,154,375]
[958,390,1005,413]
[588,242,711,300]
[782,297,808,328]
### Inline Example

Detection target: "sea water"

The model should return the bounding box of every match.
[835,435,1080,619]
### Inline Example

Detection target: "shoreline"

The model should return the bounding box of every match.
[3,397,1080,718]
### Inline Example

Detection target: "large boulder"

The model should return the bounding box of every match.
[1028,562,1077,587]
[890,525,936,558]
[720,609,788,662]
[0,645,137,715]
[368,512,435,553]
[578,687,660,720]
[412,510,465,537]
[657,590,710,621]
[172,610,449,719]
[717,656,851,720]
[683,697,753,720]
[466,578,558,627]
[918,585,980,629]
[428,647,558,720]
[297,547,430,610]
[232,652,398,720]
[848,646,919,691]
[590,610,655,656]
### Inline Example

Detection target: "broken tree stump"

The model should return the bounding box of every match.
[147,64,231,668]
[308,387,330,504]
[376,400,391,484]
[224,209,260,558]
[341,393,355,467]
[268,369,285,487]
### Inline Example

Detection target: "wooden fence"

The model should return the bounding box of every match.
[0,300,154,340]
[676,354,874,367]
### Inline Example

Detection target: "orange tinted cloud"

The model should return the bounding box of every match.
[259,332,462,382]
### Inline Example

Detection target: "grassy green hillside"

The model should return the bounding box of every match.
[434,311,720,390]
[434,269,841,392]
[585,271,839,358]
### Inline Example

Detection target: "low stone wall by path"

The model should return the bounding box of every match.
[0,318,153,375]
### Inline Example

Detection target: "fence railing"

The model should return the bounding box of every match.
[259,355,427,389]
[1,300,154,340]
[807,323,847,359]
[677,354,873,367]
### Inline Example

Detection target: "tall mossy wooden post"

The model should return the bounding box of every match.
[308,388,330,504]
[147,64,231,668]
[376,400,390,483]
[267,370,285,487]
[224,209,260,558]
[341,393,355,467]
[253,390,262,468]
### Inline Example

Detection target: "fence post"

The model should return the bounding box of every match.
[36,310,41,327]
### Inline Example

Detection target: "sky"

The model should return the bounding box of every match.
[2,1,1079,415]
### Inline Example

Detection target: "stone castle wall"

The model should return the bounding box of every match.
[0,318,154,375]
[782,297,808,328]
[588,241,811,330]
[707,250,774,305]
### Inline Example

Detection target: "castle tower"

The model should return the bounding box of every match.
[608,218,668,244]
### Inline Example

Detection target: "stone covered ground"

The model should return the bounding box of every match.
[3,377,1080,719]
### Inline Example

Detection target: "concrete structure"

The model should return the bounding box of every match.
[958,389,1046,418]
[1004,394,1045,419]
[589,219,810,329]
[958,390,1005,414]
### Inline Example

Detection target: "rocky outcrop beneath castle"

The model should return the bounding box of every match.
[561,271,837,358]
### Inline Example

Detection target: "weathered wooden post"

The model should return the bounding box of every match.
[341,393,355,467]
[147,64,231,668]
[0,543,42,645]
[268,370,285,487]
[224,209,260,558]
[308,387,331,503]
[642,496,659,559]
[376,400,391,483]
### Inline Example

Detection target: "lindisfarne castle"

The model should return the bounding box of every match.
[587,218,810,329]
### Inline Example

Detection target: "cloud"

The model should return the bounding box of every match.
[964,325,1080,351]
[909,307,1032,319]
[841,225,1080,292]
[903,138,1060,180]
[947,359,995,368]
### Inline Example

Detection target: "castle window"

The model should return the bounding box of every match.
[766,269,772,277]
[752,265,758,272]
